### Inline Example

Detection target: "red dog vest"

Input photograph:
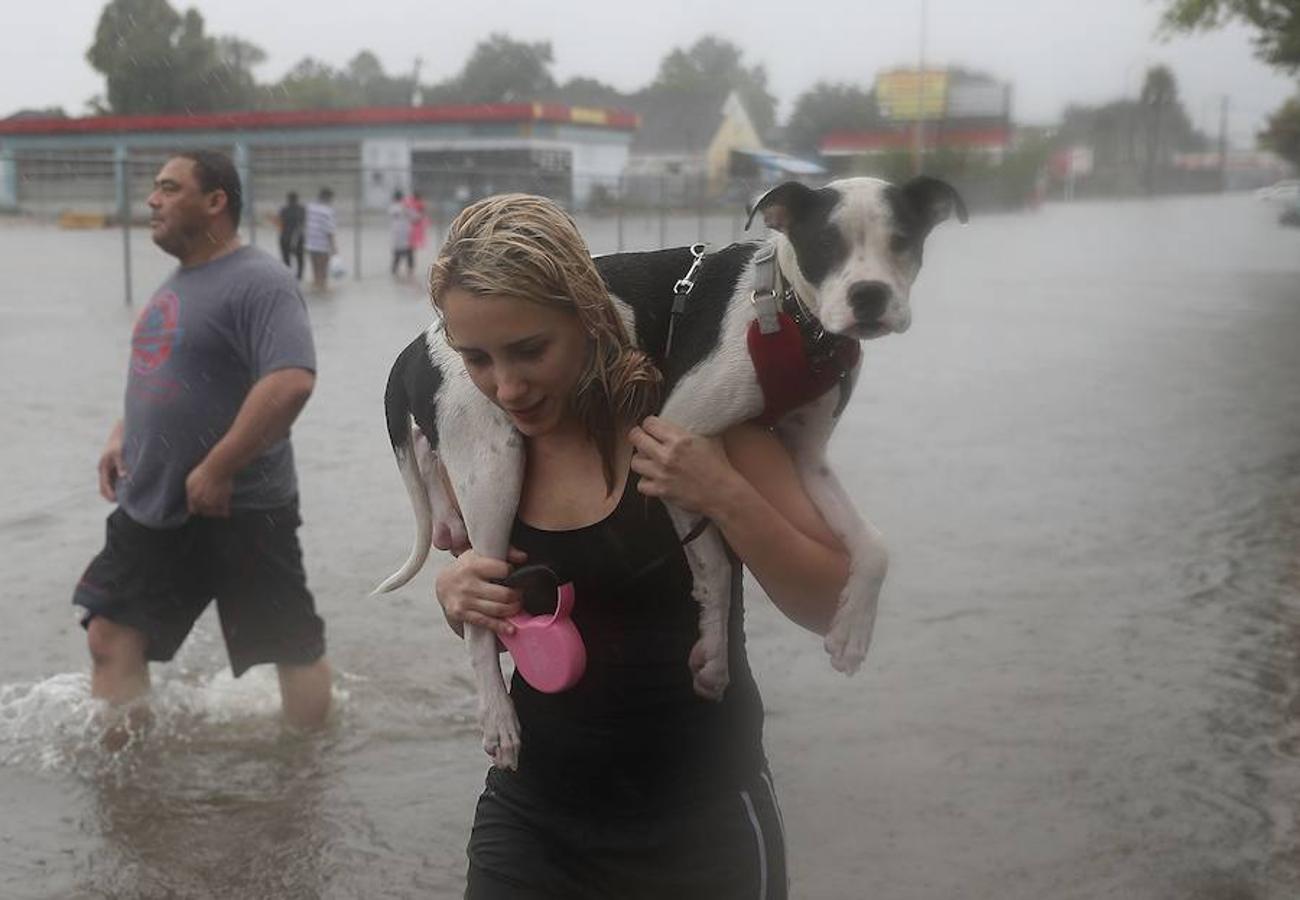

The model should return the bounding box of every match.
[747,311,861,427]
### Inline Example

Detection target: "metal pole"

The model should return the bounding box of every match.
[354,164,363,280]
[913,0,928,176]
[1217,95,1229,192]
[658,176,667,248]
[697,174,706,245]
[115,145,132,306]
[616,176,625,252]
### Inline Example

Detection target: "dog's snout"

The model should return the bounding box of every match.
[848,281,891,324]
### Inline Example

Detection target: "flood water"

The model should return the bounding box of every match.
[1,193,1298,899]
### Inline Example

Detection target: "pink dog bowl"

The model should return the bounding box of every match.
[497,566,586,693]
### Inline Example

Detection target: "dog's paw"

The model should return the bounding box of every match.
[689,638,730,701]
[824,600,874,674]
[480,701,521,771]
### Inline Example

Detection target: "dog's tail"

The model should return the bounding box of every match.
[373,336,435,595]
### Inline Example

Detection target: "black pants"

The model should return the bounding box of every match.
[466,766,788,900]
[73,501,325,677]
[280,235,304,279]
[391,247,414,275]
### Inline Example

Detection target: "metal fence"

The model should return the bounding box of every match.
[6,151,776,305]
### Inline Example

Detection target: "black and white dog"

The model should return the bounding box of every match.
[377,177,966,769]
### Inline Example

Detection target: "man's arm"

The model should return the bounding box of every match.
[185,367,315,517]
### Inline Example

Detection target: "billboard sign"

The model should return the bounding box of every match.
[875,69,949,122]
[947,81,1011,119]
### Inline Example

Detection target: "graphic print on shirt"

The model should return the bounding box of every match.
[130,288,183,401]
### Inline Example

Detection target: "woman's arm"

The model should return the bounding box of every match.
[431,460,526,638]
[629,416,851,636]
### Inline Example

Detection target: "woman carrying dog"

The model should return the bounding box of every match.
[430,195,850,899]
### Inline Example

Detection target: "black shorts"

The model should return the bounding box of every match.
[72,500,325,677]
[465,766,788,900]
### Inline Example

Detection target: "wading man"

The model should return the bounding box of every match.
[73,150,331,732]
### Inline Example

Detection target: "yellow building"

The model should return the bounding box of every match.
[624,89,764,202]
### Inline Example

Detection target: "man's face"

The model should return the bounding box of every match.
[146,157,219,257]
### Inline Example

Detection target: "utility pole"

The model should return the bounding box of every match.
[1217,95,1229,192]
[912,0,929,175]
[411,56,424,107]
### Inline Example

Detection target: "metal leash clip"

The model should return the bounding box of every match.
[672,242,709,304]
[664,243,709,359]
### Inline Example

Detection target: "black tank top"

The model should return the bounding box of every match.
[507,472,766,813]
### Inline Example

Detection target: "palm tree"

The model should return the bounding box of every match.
[1139,66,1179,192]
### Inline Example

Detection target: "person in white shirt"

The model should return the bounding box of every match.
[389,188,417,279]
[303,187,337,292]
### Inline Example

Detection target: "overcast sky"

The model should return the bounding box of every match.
[5,0,1296,146]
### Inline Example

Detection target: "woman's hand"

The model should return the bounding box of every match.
[434,548,528,638]
[628,415,738,516]
[634,418,853,636]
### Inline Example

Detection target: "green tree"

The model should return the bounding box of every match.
[1260,95,1300,169]
[1139,65,1181,189]
[1160,0,1300,72]
[86,0,262,113]
[263,51,417,109]
[649,36,777,137]
[264,58,355,109]
[553,76,632,109]
[1054,68,1206,194]
[784,82,880,155]
[450,34,556,103]
[210,36,267,107]
[346,51,416,106]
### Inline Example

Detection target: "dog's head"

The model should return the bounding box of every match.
[746,176,966,338]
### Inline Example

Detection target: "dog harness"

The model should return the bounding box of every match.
[666,245,860,427]
[746,245,861,426]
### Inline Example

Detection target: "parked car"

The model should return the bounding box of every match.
[1255,179,1300,203]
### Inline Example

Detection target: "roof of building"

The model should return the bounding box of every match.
[0,103,639,137]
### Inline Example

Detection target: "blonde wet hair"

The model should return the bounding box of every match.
[430,193,662,491]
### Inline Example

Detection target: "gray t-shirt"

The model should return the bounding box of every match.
[120,245,316,528]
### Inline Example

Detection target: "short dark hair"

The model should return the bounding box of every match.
[319,187,334,202]
[176,150,242,229]
[287,190,299,204]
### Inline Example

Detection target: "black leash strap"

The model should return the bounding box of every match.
[621,243,712,590]
[613,515,711,590]
[662,242,707,361]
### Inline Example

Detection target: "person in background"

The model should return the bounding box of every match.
[405,188,430,267]
[277,190,305,280]
[304,187,337,292]
[389,188,416,280]
[74,151,331,740]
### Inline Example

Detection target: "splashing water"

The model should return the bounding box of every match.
[0,667,346,778]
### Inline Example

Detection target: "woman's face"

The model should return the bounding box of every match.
[441,287,590,437]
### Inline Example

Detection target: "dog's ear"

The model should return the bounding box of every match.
[899,176,969,234]
[745,181,821,232]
